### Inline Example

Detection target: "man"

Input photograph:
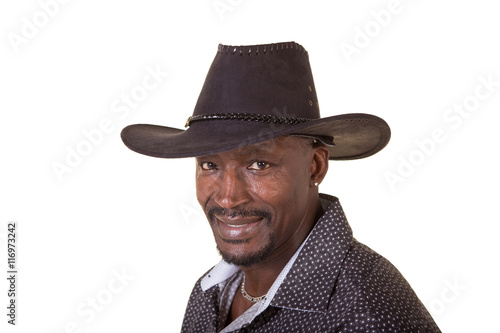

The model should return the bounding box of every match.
[121,41,440,332]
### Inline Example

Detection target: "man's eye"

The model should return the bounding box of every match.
[200,162,218,170]
[249,161,270,170]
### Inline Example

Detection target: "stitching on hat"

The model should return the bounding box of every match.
[185,113,311,128]
[218,42,307,56]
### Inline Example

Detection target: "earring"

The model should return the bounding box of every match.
[314,182,319,187]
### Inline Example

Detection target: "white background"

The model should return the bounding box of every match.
[1,0,499,332]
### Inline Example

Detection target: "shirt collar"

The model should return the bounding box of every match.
[201,260,239,291]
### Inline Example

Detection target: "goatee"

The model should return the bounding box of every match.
[207,206,274,267]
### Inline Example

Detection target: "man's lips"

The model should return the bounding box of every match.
[214,215,263,240]
[215,215,262,226]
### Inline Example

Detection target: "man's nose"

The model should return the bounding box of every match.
[214,169,250,209]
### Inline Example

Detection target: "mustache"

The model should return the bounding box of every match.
[207,206,272,221]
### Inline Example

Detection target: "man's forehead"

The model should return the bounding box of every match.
[237,139,281,154]
[196,136,305,159]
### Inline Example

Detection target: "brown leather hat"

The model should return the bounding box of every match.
[121,41,390,160]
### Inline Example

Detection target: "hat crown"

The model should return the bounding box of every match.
[192,42,320,121]
[121,41,391,160]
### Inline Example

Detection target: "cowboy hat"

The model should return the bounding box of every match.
[121,41,390,160]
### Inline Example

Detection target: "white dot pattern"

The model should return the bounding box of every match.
[181,194,441,332]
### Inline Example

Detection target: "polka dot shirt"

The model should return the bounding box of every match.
[181,194,441,332]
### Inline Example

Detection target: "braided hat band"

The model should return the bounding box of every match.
[185,113,312,127]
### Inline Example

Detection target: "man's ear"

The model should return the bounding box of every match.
[310,145,329,187]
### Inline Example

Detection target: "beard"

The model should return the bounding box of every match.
[216,233,276,267]
[207,206,275,267]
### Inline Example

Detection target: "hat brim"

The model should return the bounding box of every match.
[120,113,390,160]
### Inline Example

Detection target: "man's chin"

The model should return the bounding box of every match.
[216,236,275,267]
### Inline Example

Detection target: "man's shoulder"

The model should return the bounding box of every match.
[181,267,220,332]
[344,240,384,274]
[333,240,440,331]
[340,239,412,295]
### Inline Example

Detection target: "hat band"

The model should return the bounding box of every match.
[185,113,312,128]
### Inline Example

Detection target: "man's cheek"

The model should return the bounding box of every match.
[195,181,208,205]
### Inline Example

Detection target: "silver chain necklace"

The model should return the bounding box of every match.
[241,275,266,303]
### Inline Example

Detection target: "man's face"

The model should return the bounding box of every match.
[195,136,323,267]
